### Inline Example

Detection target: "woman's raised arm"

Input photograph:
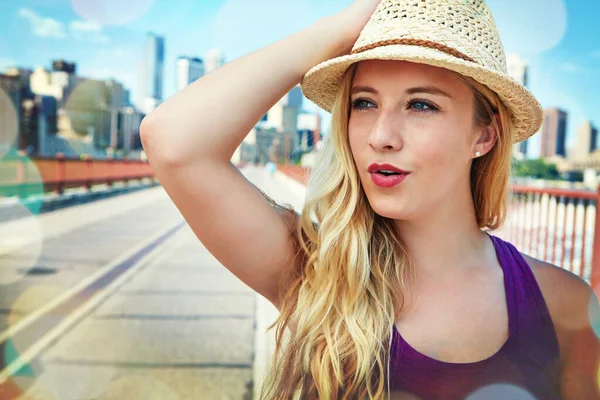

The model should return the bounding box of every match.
[139,0,381,307]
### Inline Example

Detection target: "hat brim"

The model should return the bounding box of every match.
[300,44,542,144]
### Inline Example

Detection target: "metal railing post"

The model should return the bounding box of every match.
[590,185,600,290]
[55,152,65,195]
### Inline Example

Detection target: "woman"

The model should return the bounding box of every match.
[139,0,600,398]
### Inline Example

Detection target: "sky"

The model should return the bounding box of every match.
[0,0,598,159]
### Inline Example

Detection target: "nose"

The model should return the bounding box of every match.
[367,111,403,151]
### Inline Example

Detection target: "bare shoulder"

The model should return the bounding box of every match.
[525,251,590,292]
[520,253,595,323]
[520,253,599,362]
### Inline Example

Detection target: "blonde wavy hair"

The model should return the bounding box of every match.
[258,61,516,399]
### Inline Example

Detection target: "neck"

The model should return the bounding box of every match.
[392,183,494,279]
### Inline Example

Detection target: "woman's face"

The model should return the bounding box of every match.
[348,60,486,221]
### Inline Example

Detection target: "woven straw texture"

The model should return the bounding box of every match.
[300,0,543,144]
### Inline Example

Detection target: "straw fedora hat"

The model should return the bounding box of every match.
[300,0,542,144]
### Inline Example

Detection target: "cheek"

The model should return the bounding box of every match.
[414,135,465,182]
[348,125,365,158]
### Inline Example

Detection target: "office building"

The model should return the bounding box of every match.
[541,108,567,158]
[176,56,204,91]
[506,54,529,157]
[574,120,598,160]
[204,49,225,74]
[30,60,77,107]
[1,69,57,155]
[141,33,165,114]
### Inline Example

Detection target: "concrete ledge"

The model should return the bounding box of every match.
[0,181,159,224]
[253,294,280,399]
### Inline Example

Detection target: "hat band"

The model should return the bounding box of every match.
[350,38,476,64]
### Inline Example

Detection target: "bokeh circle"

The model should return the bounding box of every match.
[0,201,43,285]
[466,383,537,399]
[0,88,18,160]
[70,0,157,26]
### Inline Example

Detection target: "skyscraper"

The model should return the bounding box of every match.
[30,60,77,108]
[574,120,598,160]
[540,108,567,158]
[266,85,303,133]
[141,33,165,114]
[506,54,529,157]
[176,57,204,91]
[506,54,528,87]
[204,49,225,74]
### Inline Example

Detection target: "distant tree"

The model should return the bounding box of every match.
[561,170,584,182]
[512,157,559,180]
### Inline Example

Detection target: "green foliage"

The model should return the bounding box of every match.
[511,157,560,180]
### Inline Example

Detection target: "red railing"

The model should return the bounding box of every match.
[277,164,311,185]
[507,186,600,289]
[278,165,600,289]
[0,152,156,197]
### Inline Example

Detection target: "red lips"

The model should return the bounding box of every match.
[367,163,410,174]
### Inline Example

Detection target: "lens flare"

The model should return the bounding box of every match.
[0,88,18,160]
[20,355,116,399]
[466,383,536,399]
[0,149,44,216]
[589,288,600,340]
[70,0,157,26]
[487,0,567,56]
[0,202,43,285]
[9,285,63,331]
[63,80,117,142]
[100,374,180,399]
[390,391,422,400]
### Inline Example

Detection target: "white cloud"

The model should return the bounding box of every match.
[18,8,67,39]
[69,19,102,33]
[68,19,110,43]
[70,29,110,43]
[557,62,583,74]
[98,48,131,59]
[18,8,110,43]
[0,58,16,69]
[0,59,17,71]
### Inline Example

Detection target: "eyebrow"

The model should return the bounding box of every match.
[350,85,453,99]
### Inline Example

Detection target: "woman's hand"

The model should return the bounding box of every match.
[326,0,383,57]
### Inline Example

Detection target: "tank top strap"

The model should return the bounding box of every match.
[487,233,560,357]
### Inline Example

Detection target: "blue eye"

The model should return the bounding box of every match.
[407,99,439,113]
[412,102,430,110]
[350,97,374,111]
[350,97,440,113]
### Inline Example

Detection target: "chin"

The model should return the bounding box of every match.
[369,201,414,221]
[374,210,414,221]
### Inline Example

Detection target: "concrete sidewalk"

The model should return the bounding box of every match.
[20,224,254,399]
[11,165,306,400]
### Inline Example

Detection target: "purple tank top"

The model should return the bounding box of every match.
[389,232,561,400]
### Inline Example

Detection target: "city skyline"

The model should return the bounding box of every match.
[176,56,204,92]
[541,108,568,159]
[140,32,164,114]
[0,0,599,159]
